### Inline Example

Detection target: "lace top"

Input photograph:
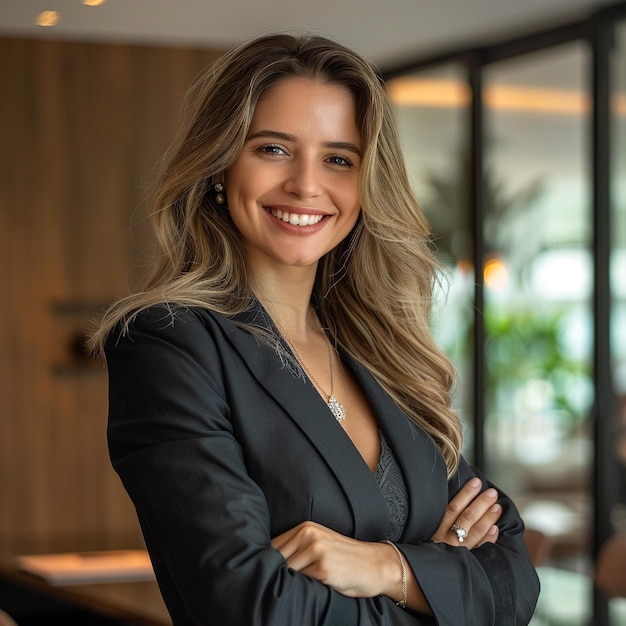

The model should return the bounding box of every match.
[374,430,409,542]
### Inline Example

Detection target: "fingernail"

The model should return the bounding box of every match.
[491,504,501,514]
[486,488,498,498]
[470,477,482,488]
[488,525,498,536]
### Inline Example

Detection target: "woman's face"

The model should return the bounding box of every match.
[226,77,362,276]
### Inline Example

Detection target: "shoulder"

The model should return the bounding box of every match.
[103,304,242,366]
[106,304,228,344]
[103,302,276,365]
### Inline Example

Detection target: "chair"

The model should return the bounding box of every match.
[0,609,18,626]
[524,527,552,566]
[595,533,626,598]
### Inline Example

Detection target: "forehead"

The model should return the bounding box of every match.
[250,78,360,140]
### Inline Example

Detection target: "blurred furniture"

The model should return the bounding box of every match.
[0,559,170,626]
[530,533,626,626]
[595,533,626,598]
[518,491,591,560]
[524,528,552,566]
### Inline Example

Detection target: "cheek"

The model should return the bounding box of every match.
[345,193,362,223]
[226,167,270,214]
[226,202,252,239]
[224,172,252,218]
[334,181,360,213]
[347,206,361,229]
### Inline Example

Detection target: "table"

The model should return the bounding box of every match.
[0,560,171,625]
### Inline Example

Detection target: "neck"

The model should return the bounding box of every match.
[251,264,319,338]
[260,297,319,341]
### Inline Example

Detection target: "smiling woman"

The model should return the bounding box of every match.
[90,33,539,625]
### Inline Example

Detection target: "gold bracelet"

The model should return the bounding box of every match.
[381,540,407,608]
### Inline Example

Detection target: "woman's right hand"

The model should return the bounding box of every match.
[431,477,502,548]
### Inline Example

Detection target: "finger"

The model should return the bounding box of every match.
[452,488,499,533]
[475,523,500,548]
[437,487,501,547]
[271,522,329,571]
[464,503,502,548]
[433,477,484,543]
[449,491,501,547]
[270,526,298,552]
[439,477,483,529]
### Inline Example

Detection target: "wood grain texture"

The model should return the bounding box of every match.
[0,36,224,555]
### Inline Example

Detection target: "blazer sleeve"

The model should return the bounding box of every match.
[394,459,540,626]
[106,307,358,626]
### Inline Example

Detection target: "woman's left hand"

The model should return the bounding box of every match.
[431,476,502,548]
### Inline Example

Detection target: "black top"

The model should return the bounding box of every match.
[375,430,409,542]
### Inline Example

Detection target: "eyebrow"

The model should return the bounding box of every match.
[246,130,362,157]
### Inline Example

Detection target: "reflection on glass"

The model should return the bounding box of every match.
[482,44,593,624]
[387,65,474,452]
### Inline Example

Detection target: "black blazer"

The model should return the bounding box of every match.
[106,305,539,625]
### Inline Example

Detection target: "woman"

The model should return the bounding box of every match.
[92,33,539,625]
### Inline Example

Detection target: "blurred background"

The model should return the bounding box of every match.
[0,0,625,624]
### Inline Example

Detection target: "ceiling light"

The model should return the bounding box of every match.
[387,77,593,115]
[82,0,106,5]
[36,11,59,26]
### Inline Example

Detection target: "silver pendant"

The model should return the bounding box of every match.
[328,395,346,422]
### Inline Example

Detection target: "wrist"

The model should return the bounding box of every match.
[380,540,407,608]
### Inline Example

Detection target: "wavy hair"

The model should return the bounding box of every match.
[91,33,462,475]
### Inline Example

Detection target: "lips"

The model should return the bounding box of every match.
[267,207,326,226]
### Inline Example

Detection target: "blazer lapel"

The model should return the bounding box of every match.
[348,357,449,541]
[207,306,390,540]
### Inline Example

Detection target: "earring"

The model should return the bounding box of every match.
[209,174,227,207]
[214,182,226,206]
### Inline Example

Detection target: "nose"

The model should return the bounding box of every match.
[283,156,322,199]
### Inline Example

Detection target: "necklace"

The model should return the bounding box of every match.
[284,325,346,423]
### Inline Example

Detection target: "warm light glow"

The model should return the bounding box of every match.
[82,0,106,5]
[386,78,470,108]
[387,77,626,116]
[484,84,589,115]
[484,257,509,291]
[36,10,59,26]
[613,93,626,116]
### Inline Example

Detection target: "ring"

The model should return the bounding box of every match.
[451,524,469,543]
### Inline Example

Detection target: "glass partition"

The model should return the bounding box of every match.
[482,43,593,624]
[386,8,626,625]
[387,65,475,452]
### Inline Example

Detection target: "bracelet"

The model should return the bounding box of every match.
[381,540,407,608]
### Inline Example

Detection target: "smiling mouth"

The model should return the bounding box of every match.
[267,207,326,226]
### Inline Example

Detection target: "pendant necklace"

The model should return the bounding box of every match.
[284,325,346,423]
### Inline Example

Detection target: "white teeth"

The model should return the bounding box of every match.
[269,208,323,226]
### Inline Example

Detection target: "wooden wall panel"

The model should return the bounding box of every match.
[0,37,224,555]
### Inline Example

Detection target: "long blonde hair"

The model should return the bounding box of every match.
[91,33,462,475]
